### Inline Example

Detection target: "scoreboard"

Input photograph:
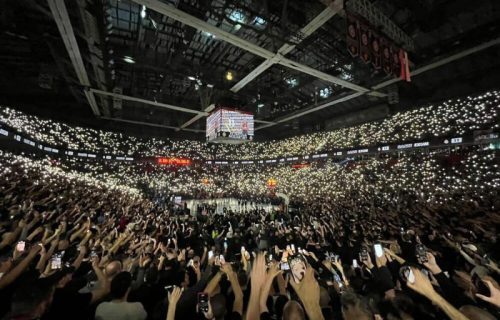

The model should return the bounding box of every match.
[206,108,254,143]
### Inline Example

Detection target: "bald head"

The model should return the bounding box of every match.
[282,300,305,320]
[105,261,122,279]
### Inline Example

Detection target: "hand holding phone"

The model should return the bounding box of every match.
[374,244,384,258]
[16,241,26,252]
[198,292,209,312]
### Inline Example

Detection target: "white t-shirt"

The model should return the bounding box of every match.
[95,301,147,320]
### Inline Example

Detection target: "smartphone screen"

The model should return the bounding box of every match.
[280,262,290,271]
[208,250,214,259]
[51,256,62,270]
[407,269,415,283]
[290,258,306,283]
[16,241,26,252]
[352,259,358,268]
[198,292,209,312]
[219,255,225,264]
[374,244,384,258]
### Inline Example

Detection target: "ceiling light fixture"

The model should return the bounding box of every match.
[319,87,332,98]
[140,5,146,18]
[123,56,135,64]
[228,10,246,24]
[188,76,196,81]
[285,77,298,87]
[257,103,264,108]
[225,71,234,81]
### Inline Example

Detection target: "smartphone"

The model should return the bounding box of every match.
[280,262,290,271]
[241,246,245,252]
[291,244,296,253]
[352,259,358,268]
[208,250,214,259]
[399,266,415,284]
[187,259,194,267]
[333,272,343,288]
[408,269,415,283]
[90,250,98,258]
[51,255,62,270]
[360,247,369,262]
[224,241,228,250]
[16,241,26,252]
[164,285,175,293]
[289,257,306,284]
[415,244,428,263]
[198,292,209,312]
[374,244,384,258]
[219,255,225,264]
[267,254,273,264]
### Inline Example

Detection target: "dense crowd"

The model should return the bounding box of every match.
[1,90,499,160]
[45,146,499,206]
[1,143,499,319]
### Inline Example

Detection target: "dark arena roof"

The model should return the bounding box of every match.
[1,0,500,140]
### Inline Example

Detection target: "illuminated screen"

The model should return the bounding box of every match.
[206,108,254,142]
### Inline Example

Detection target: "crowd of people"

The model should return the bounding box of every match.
[0,90,498,160]
[0,141,499,319]
[0,89,499,320]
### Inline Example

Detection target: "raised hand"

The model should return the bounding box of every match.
[406,267,436,297]
[476,280,500,308]
[289,266,324,320]
[168,286,183,305]
[422,252,442,275]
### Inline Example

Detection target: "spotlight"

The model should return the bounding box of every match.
[225,71,234,81]
[140,5,146,18]
[123,56,135,64]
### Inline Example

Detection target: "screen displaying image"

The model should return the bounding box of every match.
[206,108,254,142]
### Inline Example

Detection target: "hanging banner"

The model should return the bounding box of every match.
[359,23,371,64]
[391,45,401,78]
[399,49,411,82]
[371,32,381,69]
[346,14,360,57]
[381,37,392,75]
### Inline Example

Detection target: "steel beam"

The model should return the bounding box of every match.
[256,37,500,130]
[230,0,343,92]
[47,0,99,115]
[132,0,381,95]
[91,89,206,115]
[101,116,204,133]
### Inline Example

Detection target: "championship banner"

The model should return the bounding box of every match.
[371,32,381,69]
[359,23,371,64]
[346,14,360,57]
[399,49,411,82]
[381,37,392,75]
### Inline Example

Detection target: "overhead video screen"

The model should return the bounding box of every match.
[206,108,254,143]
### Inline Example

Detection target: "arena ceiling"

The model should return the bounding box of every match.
[0,0,500,140]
